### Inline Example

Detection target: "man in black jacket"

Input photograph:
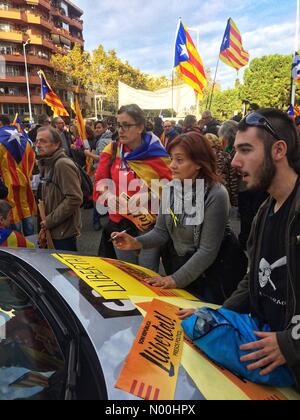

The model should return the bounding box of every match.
[224,109,300,390]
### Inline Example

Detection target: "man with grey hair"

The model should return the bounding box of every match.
[218,120,238,153]
[52,117,73,158]
[36,126,83,251]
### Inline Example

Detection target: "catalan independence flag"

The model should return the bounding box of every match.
[292,52,300,85]
[94,132,172,204]
[174,19,207,98]
[220,18,250,71]
[12,113,31,143]
[38,70,69,117]
[0,126,36,224]
[74,95,87,141]
[0,228,34,248]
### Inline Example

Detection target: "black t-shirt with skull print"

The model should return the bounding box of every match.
[257,184,298,331]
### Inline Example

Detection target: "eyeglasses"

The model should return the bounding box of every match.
[117,123,139,131]
[243,112,281,141]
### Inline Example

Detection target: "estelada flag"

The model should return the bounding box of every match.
[174,19,207,98]
[292,52,300,85]
[38,70,69,117]
[220,18,250,71]
[0,126,36,224]
[74,95,87,141]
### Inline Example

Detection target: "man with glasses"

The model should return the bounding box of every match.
[224,108,300,390]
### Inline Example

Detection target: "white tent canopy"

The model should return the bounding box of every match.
[118,81,196,114]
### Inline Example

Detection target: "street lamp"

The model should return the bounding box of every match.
[23,39,33,124]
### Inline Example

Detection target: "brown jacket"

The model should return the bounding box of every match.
[39,149,83,240]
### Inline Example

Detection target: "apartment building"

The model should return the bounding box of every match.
[0,0,84,120]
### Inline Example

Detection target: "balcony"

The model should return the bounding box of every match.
[0,75,41,85]
[50,6,83,31]
[0,30,24,43]
[25,11,53,31]
[0,9,22,21]
[25,0,51,11]
[0,94,43,104]
[1,53,54,68]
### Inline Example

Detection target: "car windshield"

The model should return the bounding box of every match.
[0,273,66,400]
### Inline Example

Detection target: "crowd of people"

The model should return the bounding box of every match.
[0,104,300,390]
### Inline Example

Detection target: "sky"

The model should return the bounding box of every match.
[75,0,297,89]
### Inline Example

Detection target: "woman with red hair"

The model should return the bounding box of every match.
[112,131,231,302]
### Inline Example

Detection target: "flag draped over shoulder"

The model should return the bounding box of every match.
[0,126,36,224]
[38,70,69,117]
[121,132,172,189]
[292,52,300,85]
[220,18,250,71]
[174,19,207,98]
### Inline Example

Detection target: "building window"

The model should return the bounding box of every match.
[3,104,30,116]
[6,66,21,77]
[0,23,11,32]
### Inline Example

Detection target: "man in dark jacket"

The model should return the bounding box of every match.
[37,126,83,251]
[224,108,300,390]
[202,110,221,136]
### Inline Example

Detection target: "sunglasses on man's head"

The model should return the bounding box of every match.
[242,112,282,141]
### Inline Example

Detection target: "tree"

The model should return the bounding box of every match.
[51,43,91,90]
[240,54,296,109]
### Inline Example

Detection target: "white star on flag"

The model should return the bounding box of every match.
[180,44,189,58]
[5,129,23,146]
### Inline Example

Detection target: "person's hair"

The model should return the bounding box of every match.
[218,120,238,152]
[52,116,64,127]
[183,115,197,129]
[118,104,145,127]
[0,115,10,126]
[95,120,107,130]
[238,108,300,174]
[37,126,62,147]
[206,133,222,151]
[0,200,12,219]
[167,131,221,184]
[37,114,50,125]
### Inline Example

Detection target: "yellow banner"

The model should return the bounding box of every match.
[52,254,196,301]
[131,297,300,401]
[115,299,184,400]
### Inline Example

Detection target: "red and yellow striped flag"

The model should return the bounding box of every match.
[38,70,69,117]
[74,95,87,141]
[174,19,207,98]
[220,18,250,71]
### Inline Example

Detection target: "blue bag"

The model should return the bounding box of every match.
[182,307,295,387]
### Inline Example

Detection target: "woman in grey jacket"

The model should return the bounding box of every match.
[112,132,231,301]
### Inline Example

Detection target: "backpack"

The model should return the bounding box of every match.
[43,157,93,206]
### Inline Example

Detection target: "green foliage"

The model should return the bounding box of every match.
[51,47,299,118]
[239,54,295,109]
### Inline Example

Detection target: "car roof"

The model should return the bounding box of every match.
[0,248,202,400]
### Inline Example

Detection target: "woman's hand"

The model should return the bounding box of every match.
[112,232,142,251]
[177,309,196,320]
[146,276,177,289]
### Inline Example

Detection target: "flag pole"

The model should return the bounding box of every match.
[291,0,300,105]
[171,69,174,118]
[208,55,220,110]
